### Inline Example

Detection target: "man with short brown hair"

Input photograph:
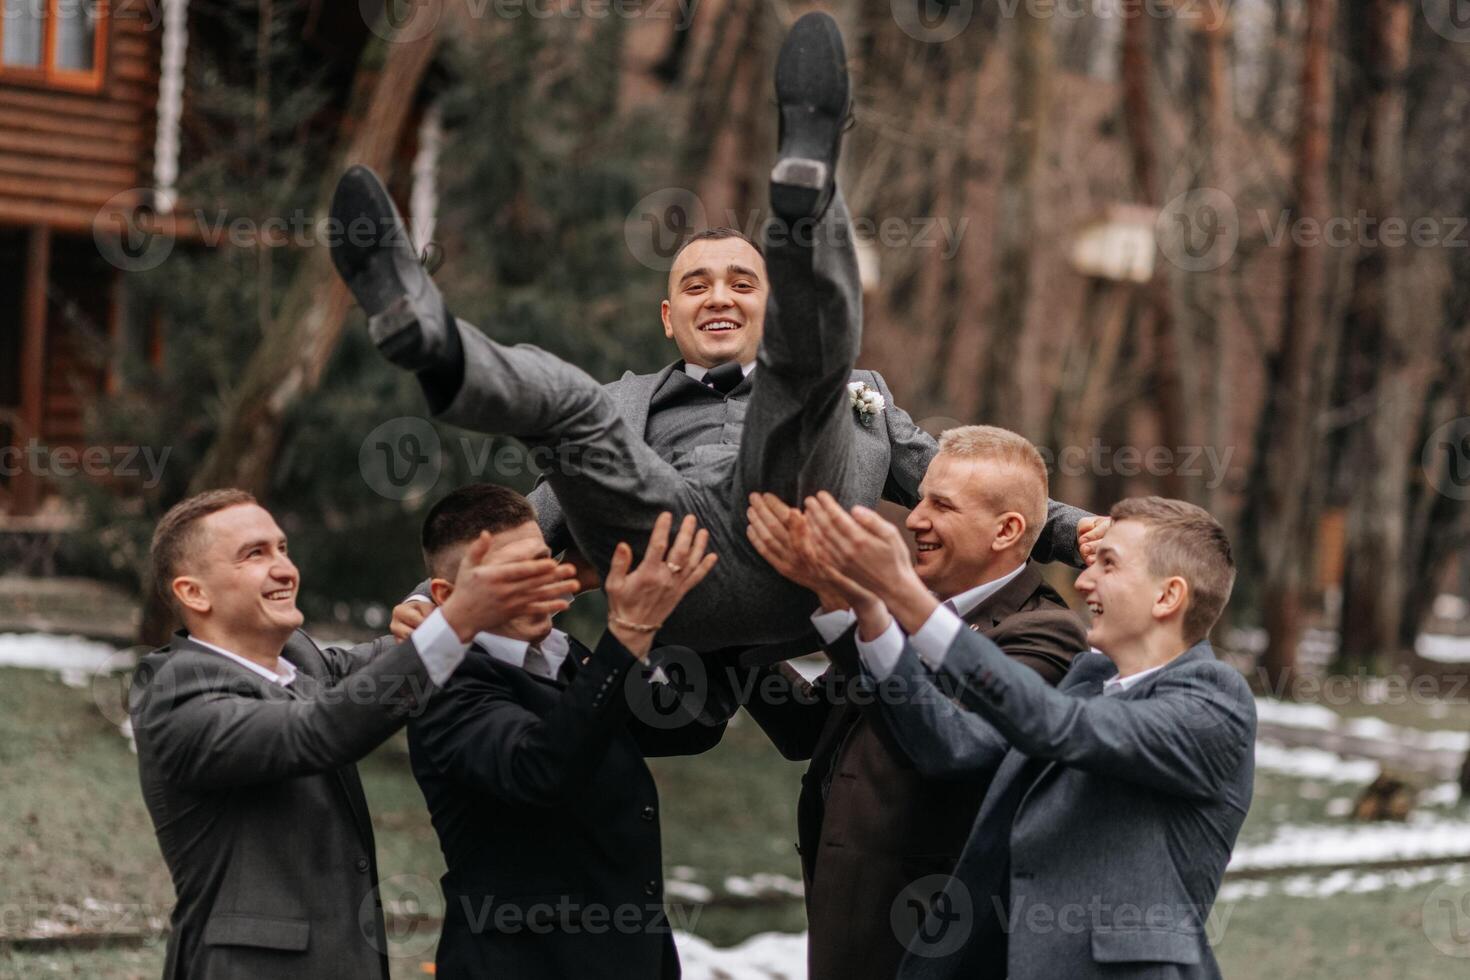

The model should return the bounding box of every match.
[803,492,1255,979]
[131,489,578,980]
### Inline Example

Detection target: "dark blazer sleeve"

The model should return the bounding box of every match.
[869,371,1092,567]
[863,612,1084,779]
[134,639,430,791]
[413,632,640,807]
[930,629,1257,801]
[529,481,573,556]
[315,634,399,684]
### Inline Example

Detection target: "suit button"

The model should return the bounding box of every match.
[356,858,370,873]
[641,805,656,821]
[644,880,659,896]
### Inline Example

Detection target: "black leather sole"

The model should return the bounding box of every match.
[771,12,849,221]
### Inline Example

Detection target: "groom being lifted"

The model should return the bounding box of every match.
[329,12,1102,648]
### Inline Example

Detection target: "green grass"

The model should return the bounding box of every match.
[5,665,1470,978]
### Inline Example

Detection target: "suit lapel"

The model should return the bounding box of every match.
[616,363,680,441]
[960,562,1045,632]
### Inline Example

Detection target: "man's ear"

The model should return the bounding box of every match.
[993,512,1026,551]
[1153,576,1190,626]
[660,299,675,339]
[173,577,210,616]
[429,578,454,606]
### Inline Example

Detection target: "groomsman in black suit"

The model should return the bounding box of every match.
[131,488,578,980]
[406,484,724,979]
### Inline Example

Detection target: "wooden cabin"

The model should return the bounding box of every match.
[0,1,441,523]
[0,0,160,517]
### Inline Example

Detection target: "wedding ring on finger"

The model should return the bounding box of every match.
[665,562,684,574]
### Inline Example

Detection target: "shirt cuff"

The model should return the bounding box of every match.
[856,619,905,682]
[911,604,965,670]
[811,608,857,645]
[411,608,472,686]
[406,594,433,604]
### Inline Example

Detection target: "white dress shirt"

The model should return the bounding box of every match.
[191,637,300,686]
[683,360,756,382]
[1102,662,1166,696]
[476,628,572,678]
[832,563,1030,681]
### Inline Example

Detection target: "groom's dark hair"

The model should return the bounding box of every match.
[421,483,537,579]
[673,226,765,263]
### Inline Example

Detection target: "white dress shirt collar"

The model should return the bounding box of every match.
[1102,660,1168,696]
[683,360,756,382]
[475,628,572,678]
[944,562,1029,620]
[190,636,298,686]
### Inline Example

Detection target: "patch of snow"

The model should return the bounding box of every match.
[1219,863,1470,903]
[1324,798,1354,818]
[723,873,805,900]
[1254,742,1380,783]
[1230,817,1470,871]
[677,930,807,980]
[0,632,122,676]
[667,880,715,904]
[1417,633,1470,663]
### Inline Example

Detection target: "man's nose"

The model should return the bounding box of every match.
[705,283,734,307]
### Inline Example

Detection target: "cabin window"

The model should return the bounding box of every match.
[0,0,107,90]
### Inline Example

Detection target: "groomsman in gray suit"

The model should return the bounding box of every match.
[328,13,1102,648]
[130,489,577,980]
[803,493,1255,980]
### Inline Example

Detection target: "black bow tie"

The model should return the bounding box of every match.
[702,360,745,396]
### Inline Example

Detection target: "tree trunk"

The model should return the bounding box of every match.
[1337,0,1417,670]
[1120,3,1192,499]
[1247,0,1337,689]
[983,5,1051,433]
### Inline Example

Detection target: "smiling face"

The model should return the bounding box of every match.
[904,454,1033,599]
[432,521,557,644]
[1073,519,1179,656]
[661,236,767,369]
[172,503,304,642]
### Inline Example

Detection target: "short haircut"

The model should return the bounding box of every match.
[1109,496,1236,644]
[936,425,1049,553]
[671,226,766,265]
[421,483,537,580]
[149,489,259,614]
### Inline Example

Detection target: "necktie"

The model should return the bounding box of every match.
[703,360,745,396]
[523,644,556,680]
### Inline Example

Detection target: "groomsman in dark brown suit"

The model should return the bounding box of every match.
[740,425,1089,980]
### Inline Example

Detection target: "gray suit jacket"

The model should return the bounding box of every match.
[529,363,1088,567]
[898,635,1255,980]
[131,630,432,980]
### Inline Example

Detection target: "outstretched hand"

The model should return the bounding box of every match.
[803,492,936,635]
[747,493,848,612]
[605,512,719,658]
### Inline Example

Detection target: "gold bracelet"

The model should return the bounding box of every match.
[609,613,661,633]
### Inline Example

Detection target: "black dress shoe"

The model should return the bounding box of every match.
[329,164,450,372]
[770,11,850,222]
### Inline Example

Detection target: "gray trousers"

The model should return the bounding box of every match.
[434,194,864,649]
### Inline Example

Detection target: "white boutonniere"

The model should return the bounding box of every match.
[848,381,885,425]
